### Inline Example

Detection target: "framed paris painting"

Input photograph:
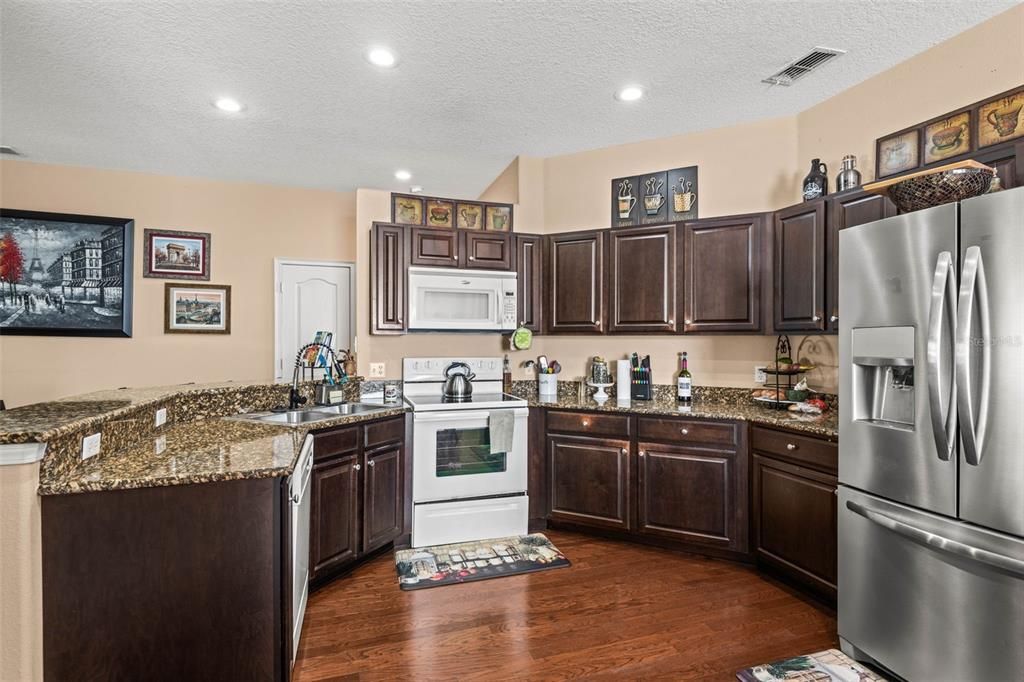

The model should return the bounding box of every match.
[0,208,134,337]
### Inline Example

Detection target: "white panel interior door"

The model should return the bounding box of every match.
[276,261,354,381]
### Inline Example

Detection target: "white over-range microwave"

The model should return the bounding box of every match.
[407,267,518,332]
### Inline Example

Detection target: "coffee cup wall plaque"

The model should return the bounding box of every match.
[611,165,697,227]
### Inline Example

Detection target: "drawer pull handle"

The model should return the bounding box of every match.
[680,428,689,435]
[582,419,590,427]
[786,443,798,451]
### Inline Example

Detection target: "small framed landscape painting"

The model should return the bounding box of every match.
[455,202,484,229]
[923,110,972,165]
[143,229,210,280]
[164,283,231,334]
[485,204,512,231]
[425,199,455,228]
[976,86,1024,148]
[0,208,133,337]
[876,129,920,178]
[391,194,424,225]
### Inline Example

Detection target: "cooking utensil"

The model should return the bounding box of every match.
[442,362,476,400]
[550,360,561,374]
[538,355,548,373]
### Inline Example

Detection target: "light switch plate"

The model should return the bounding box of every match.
[155,407,167,427]
[754,365,767,383]
[82,433,101,460]
[369,362,386,378]
[154,435,167,455]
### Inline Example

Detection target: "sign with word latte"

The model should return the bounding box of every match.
[611,165,698,228]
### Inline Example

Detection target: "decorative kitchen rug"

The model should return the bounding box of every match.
[737,648,886,681]
[395,533,570,590]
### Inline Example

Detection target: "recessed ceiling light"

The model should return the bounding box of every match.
[615,85,645,102]
[366,47,397,68]
[214,97,243,113]
[395,169,412,181]
[410,186,423,193]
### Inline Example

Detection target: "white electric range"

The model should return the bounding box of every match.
[403,357,529,548]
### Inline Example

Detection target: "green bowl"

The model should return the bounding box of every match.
[787,389,809,402]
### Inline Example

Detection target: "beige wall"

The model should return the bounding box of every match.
[0,160,356,407]
[797,5,1024,192]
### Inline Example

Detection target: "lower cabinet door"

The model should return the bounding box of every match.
[752,454,837,598]
[362,445,403,553]
[636,442,747,553]
[548,434,631,530]
[311,454,361,579]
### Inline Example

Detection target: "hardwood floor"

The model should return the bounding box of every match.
[292,531,837,680]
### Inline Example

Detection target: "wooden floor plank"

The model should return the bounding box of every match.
[292,530,836,681]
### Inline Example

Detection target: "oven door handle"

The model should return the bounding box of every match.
[412,408,529,423]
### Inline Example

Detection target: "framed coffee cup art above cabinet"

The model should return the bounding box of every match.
[611,165,698,228]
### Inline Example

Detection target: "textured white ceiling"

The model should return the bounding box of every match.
[1,0,1017,197]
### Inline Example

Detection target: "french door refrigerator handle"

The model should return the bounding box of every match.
[926,251,957,461]
[846,500,1024,578]
[956,246,991,466]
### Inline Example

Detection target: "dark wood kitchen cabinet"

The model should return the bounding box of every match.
[371,223,407,334]
[515,233,543,331]
[545,230,606,333]
[825,190,897,333]
[751,425,838,601]
[607,224,678,333]
[410,226,460,267]
[311,415,406,585]
[682,214,765,333]
[636,417,748,555]
[547,433,631,531]
[773,200,827,331]
[463,231,512,270]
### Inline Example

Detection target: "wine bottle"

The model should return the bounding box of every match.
[676,352,692,403]
[502,354,513,394]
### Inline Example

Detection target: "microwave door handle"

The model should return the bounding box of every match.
[846,500,1024,578]
[955,246,991,466]
[926,251,957,461]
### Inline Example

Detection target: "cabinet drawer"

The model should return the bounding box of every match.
[637,417,736,448]
[546,410,631,438]
[314,426,360,461]
[751,426,836,473]
[364,415,405,450]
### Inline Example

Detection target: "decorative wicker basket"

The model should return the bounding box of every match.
[864,160,995,214]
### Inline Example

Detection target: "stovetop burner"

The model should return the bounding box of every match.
[441,395,473,403]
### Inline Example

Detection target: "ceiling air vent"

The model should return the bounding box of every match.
[0,146,21,156]
[762,47,846,86]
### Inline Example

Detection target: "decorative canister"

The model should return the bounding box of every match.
[590,356,611,384]
[836,155,862,192]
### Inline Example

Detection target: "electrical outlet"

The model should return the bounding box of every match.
[154,407,167,427]
[754,365,767,383]
[82,433,101,460]
[154,435,167,455]
[369,362,386,378]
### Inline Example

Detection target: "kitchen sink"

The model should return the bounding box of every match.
[227,403,391,426]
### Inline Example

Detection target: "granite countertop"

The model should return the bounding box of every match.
[37,404,409,495]
[515,391,837,438]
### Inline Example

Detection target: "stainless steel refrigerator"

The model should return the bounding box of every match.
[838,186,1024,681]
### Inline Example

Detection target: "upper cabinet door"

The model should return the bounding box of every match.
[461,231,512,270]
[515,234,543,332]
[371,223,407,334]
[545,230,606,334]
[607,224,678,333]
[773,200,826,331]
[682,214,764,333]
[410,227,460,267]
[826,191,897,333]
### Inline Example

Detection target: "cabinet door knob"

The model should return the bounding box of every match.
[684,319,692,325]
[638,450,645,458]
[680,428,689,435]
[353,463,362,471]
[595,319,602,326]
[582,419,590,427]
[668,319,675,325]
[469,256,475,261]
[830,315,839,322]
[812,315,821,322]
[786,443,798,451]
[620,448,627,456]
[368,459,376,467]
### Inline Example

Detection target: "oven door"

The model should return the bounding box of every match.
[412,408,529,502]
[407,267,516,331]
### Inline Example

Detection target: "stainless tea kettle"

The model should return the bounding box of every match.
[443,361,475,400]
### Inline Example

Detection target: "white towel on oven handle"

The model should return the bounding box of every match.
[488,410,515,455]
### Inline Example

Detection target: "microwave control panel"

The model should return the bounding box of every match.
[502,291,517,327]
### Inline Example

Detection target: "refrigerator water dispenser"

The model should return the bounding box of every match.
[851,327,915,429]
